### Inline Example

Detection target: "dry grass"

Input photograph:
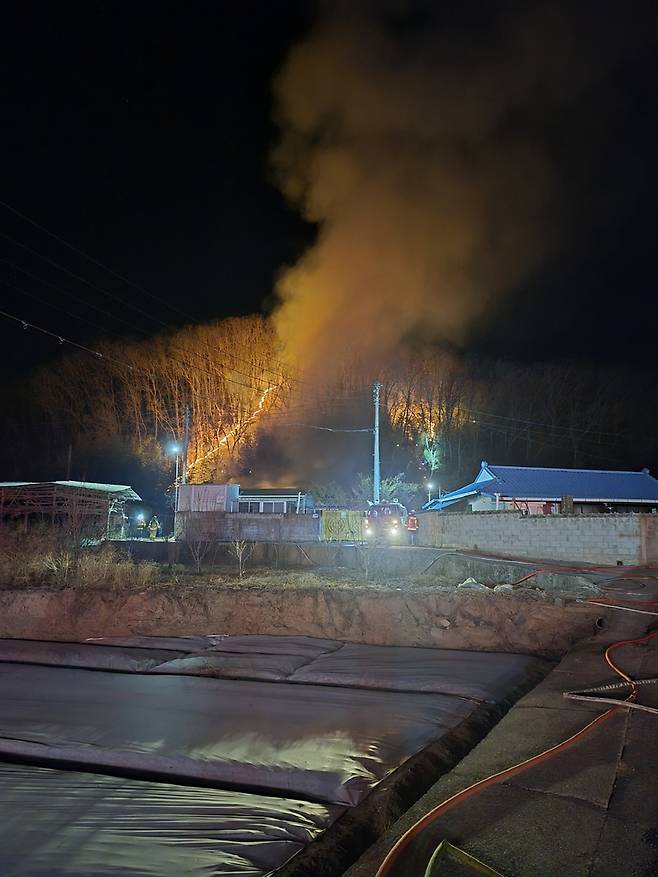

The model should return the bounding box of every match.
[0,527,159,590]
[76,545,159,589]
[203,567,454,591]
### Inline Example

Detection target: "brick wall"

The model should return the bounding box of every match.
[418,510,651,565]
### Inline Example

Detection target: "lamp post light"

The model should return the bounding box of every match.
[426,482,435,504]
[170,444,181,538]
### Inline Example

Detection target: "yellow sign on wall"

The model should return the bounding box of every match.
[321,509,364,542]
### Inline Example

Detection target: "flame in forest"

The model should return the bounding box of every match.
[185,384,279,483]
[387,396,468,441]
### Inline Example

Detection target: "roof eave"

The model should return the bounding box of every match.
[498,496,658,503]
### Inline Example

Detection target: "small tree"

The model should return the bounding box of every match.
[183,513,214,574]
[230,538,253,579]
[311,481,349,507]
[355,542,371,581]
[352,473,420,509]
[420,432,444,479]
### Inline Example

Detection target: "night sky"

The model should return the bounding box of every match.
[1,1,312,370]
[1,1,656,369]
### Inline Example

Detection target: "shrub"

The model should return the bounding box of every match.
[0,526,161,590]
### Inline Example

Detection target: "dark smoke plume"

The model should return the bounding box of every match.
[272,0,648,371]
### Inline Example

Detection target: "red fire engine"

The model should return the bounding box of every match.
[364,500,408,543]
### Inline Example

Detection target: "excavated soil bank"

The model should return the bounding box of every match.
[0,578,607,657]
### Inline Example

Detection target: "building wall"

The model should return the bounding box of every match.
[177,484,239,513]
[177,511,320,542]
[419,510,656,565]
[469,495,496,512]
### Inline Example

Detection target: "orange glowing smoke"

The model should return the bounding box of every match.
[271,2,641,375]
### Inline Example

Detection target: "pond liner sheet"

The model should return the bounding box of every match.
[0,638,312,680]
[86,633,344,657]
[0,661,477,805]
[0,638,183,672]
[287,642,550,702]
[0,761,342,877]
[0,636,550,696]
[0,636,551,876]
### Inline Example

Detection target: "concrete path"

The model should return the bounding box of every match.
[344,615,658,877]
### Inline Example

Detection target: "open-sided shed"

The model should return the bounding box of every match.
[0,480,141,536]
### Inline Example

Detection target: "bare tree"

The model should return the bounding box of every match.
[355,542,372,581]
[230,538,253,579]
[182,512,215,574]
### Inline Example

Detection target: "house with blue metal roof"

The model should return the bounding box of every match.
[423,462,658,515]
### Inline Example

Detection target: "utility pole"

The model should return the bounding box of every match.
[373,381,381,504]
[173,452,180,539]
[182,404,190,484]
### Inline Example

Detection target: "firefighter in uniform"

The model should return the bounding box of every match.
[407,510,419,545]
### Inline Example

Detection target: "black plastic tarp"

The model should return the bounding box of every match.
[0,635,550,876]
[87,634,343,658]
[0,638,549,696]
[288,643,550,701]
[0,761,340,877]
[0,638,182,672]
[149,652,311,680]
[0,661,476,805]
[0,637,333,681]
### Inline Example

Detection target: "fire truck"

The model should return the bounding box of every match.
[363,500,408,543]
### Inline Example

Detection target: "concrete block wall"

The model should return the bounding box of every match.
[419,510,649,565]
[177,511,320,542]
[640,514,658,563]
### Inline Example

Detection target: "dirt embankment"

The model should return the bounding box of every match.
[0,576,607,658]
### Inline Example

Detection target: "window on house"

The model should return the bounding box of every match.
[237,502,249,513]
[249,502,260,514]
[262,502,274,513]
[272,501,285,513]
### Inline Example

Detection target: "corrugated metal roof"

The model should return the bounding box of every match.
[0,481,141,501]
[423,463,658,509]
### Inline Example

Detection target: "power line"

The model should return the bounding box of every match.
[0,229,176,333]
[0,277,102,332]
[0,197,197,323]
[474,419,626,466]
[2,270,286,395]
[399,395,623,440]
[0,307,139,372]
[0,234,306,388]
[0,198,308,383]
[269,422,372,433]
[467,414,623,450]
[0,307,370,433]
[0,306,628,470]
[0,306,270,399]
[465,406,622,439]
[0,305,370,432]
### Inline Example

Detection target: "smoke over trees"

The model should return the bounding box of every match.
[1,2,654,497]
[271,1,651,373]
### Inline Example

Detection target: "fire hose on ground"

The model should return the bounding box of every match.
[375,600,658,877]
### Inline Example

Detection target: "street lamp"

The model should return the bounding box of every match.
[426,482,435,504]
[170,444,180,538]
